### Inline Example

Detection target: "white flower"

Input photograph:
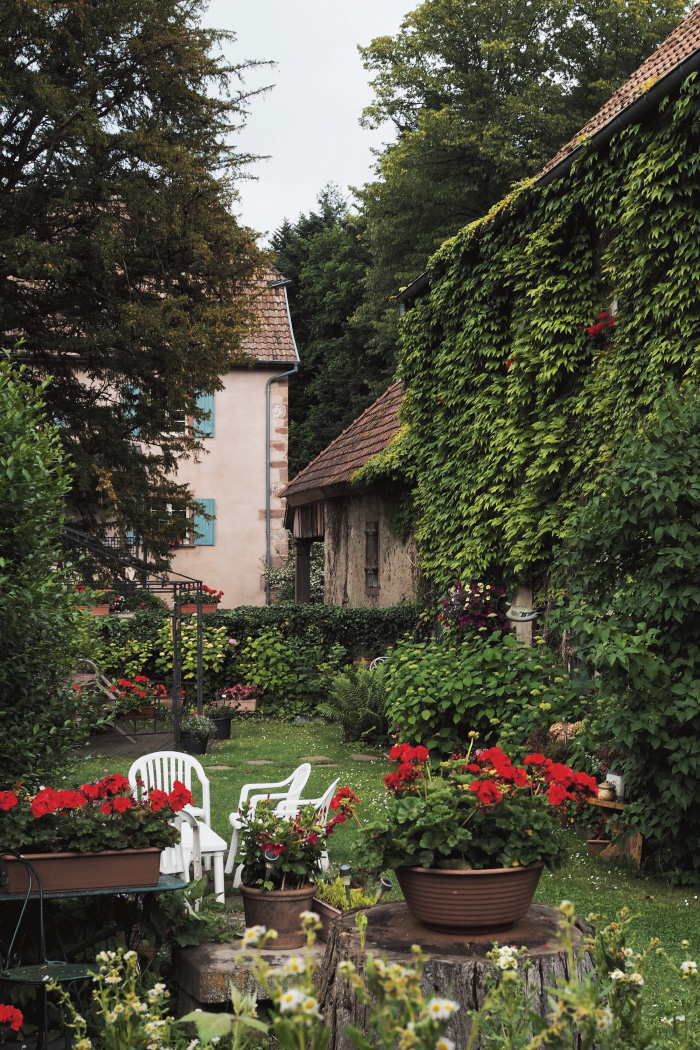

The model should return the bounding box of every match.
[186,1040,199,1050]
[660,1017,673,1027]
[622,947,634,958]
[681,960,697,975]
[427,998,459,1020]
[301,997,322,1017]
[279,989,305,1013]
[436,1039,455,1050]
[596,1007,613,1030]
[629,972,644,987]
[299,911,320,921]
[242,925,267,946]
[284,956,306,975]
[609,969,625,981]
[124,950,137,960]
[104,975,122,984]
[676,1015,686,1022]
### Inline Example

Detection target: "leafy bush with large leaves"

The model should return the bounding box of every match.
[0,358,91,784]
[554,385,700,881]
[385,633,573,756]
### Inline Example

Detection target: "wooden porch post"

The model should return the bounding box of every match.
[294,538,312,604]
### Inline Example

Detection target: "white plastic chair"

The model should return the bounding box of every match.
[224,763,312,886]
[128,751,227,902]
[277,777,341,872]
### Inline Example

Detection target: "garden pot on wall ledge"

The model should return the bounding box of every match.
[396,863,544,933]
[180,604,217,614]
[77,604,111,615]
[0,847,162,895]
[239,884,318,948]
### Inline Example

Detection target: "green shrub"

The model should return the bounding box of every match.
[236,625,346,717]
[317,664,390,744]
[155,620,231,696]
[553,384,700,880]
[0,358,92,784]
[385,633,572,756]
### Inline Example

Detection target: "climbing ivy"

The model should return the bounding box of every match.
[394,72,700,590]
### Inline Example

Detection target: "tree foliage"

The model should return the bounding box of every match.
[271,186,394,477]
[0,0,268,560]
[553,386,700,878]
[0,357,93,784]
[355,0,688,357]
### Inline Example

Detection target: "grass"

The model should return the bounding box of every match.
[67,717,696,1021]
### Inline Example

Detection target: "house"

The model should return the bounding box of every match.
[168,264,299,606]
[281,381,419,606]
[382,4,700,614]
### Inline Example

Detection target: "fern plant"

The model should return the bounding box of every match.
[318,665,389,745]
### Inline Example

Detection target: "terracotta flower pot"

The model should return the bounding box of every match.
[396,863,544,933]
[0,847,162,895]
[312,897,341,942]
[587,838,610,857]
[77,604,111,615]
[180,603,217,614]
[239,884,318,948]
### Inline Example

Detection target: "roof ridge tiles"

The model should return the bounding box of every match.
[282,380,404,498]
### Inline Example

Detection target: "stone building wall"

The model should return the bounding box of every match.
[324,492,419,607]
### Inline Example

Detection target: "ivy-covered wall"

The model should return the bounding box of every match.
[398,73,700,589]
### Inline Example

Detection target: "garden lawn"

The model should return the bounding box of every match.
[67,717,696,1021]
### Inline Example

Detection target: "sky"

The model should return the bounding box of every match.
[205,0,410,243]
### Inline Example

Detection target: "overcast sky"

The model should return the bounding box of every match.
[205,0,410,243]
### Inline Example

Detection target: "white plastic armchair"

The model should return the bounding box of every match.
[224,762,312,886]
[162,810,203,883]
[276,777,341,872]
[128,751,227,902]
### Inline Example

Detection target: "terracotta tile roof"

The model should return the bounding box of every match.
[539,4,700,178]
[282,381,404,501]
[240,264,298,363]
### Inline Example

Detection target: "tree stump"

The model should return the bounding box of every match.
[316,902,594,1050]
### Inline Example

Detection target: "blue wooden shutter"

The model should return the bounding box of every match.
[194,499,215,545]
[195,392,215,437]
[122,384,141,437]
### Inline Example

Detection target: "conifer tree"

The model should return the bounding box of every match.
[0,0,268,561]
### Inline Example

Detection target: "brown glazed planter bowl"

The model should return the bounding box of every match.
[396,863,544,932]
[239,884,318,948]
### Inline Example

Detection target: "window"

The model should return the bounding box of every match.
[194,498,215,546]
[365,521,379,591]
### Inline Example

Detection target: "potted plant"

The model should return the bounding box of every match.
[75,584,114,615]
[179,711,215,755]
[235,787,360,948]
[586,816,612,856]
[312,872,377,941]
[0,774,192,893]
[180,585,224,614]
[115,677,170,721]
[212,683,259,714]
[357,739,598,933]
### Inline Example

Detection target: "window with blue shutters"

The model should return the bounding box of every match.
[194,392,215,437]
[194,499,215,545]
